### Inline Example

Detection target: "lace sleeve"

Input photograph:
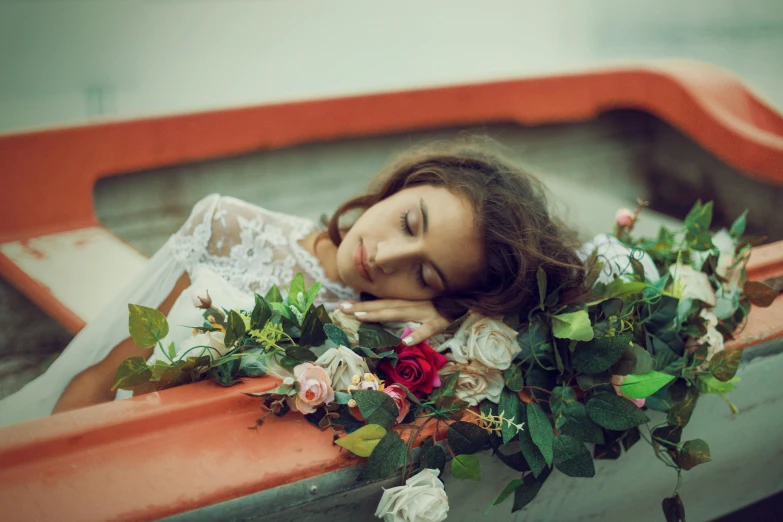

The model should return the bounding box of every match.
[168,194,357,303]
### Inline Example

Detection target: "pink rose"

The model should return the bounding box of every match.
[383,385,411,423]
[615,208,636,228]
[611,375,645,408]
[292,363,335,414]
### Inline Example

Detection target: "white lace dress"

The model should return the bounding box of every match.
[0,194,358,427]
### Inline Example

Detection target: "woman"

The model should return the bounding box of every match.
[0,141,586,426]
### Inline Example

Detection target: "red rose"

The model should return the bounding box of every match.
[379,338,448,398]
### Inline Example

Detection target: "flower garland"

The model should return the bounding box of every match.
[115,201,777,522]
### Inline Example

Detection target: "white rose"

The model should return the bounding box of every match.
[329,309,362,346]
[438,312,520,370]
[696,309,724,362]
[712,229,737,280]
[175,331,229,361]
[438,361,504,405]
[375,469,449,522]
[668,264,717,306]
[314,345,369,391]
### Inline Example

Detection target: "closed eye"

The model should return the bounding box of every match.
[400,211,413,236]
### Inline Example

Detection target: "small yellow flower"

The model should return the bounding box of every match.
[351,375,362,385]
[363,372,375,382]
[347,385,358,392]
[347,399,357,408]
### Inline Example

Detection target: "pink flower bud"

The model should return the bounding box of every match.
[615,208,636,228]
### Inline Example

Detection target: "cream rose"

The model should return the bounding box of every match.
[329,309,362,346]
[314,345,370,392]
[291,363,334,414]
[668,264,717,306]
[175,331,229,361]
[438,361,504,405]
[438,312,520,370]
[375,469,449,522]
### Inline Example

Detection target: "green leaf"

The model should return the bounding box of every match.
[526,402,554,466]
[576,371,613,391]
[356,431,407,482]
[265,284,283,303]
[284,345,318,363]
[518,417,547,477]
[451,454,481,481]
[419,437,447,475]
[629,344,655,374]
[334,391,352,405]
[352,389,399,431]
[503,365,525,392]
[224,310,247,348]
[304,281,322,312]
[287,273,306,310]
[250,294,272,330]
[730,210,748,238]
[552,434,595,477]
[675,439,711,470]
[358,323,401,350]
[324,323,352,347]
[550,386,579,429]
[551,310,594,341]
[517,319,556,371]
[167,341,177,360]
[499,388,523,444]
[447,421,490,455]
[684,200,713,238]
[620,371,675,399]
[710,350,742,382]
[667,388,699,427]
[492,479,524,507]
[743,281,777,307]
[537,267,547,308]
[559,405,605,444]
[112,356,152,391]
[128,304,169,348]
[696,374,739,395]
[586,394,650,431]
[662,494,687,522]
[335,424,387,457]
[299,305,330,347]
[512,468,551,513]
[572,334,632,374]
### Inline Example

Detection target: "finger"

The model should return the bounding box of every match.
[401,317,451,346]
[339,299,429,314]
[351,306,437,324]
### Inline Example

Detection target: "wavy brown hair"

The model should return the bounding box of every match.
[326,140,586,319]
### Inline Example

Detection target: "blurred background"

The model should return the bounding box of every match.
[1,1,782,519]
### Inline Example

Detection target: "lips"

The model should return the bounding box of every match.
[353,241,374,283]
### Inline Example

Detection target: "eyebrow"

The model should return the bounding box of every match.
[420,198,450,291]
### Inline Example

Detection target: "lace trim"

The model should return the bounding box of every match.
[170,195,357,303]
[267,208,359,302]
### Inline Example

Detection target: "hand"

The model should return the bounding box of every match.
[339,299,451,346]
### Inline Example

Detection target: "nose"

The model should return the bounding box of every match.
[374,238,420,275]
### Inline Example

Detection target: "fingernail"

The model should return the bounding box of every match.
[354,312,367,318]
[340,302,353,310]
[402,336,413,346]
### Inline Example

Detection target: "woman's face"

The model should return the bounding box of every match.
[336,184,484,300]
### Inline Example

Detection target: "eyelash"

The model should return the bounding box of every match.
[399,211,428,288]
